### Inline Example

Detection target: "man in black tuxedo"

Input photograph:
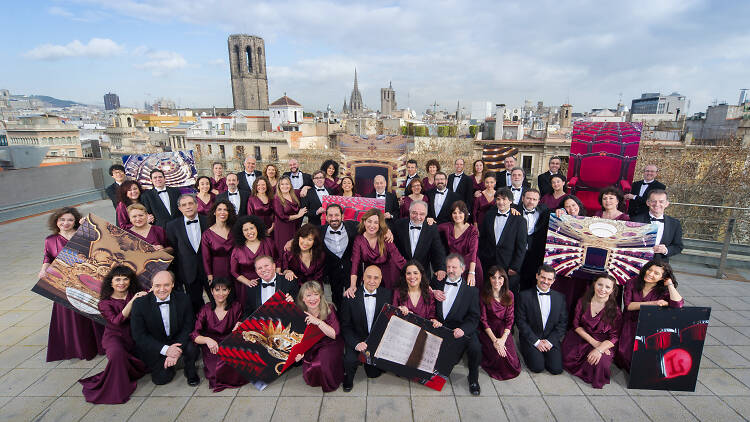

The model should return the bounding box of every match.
[402,159,420,196]
[431,254,482,395]
[237,154,262,192]
[319,204,358,309]
[340,265,393,392]
[496,155,530,188]
[130,270,199,385]
[243,255,300,316]
[631,189,683,261]
[366,175,399,225]
[304,170,331,226]
[166,194,208,314]
[516,265,567,375]
[447,158,473,206]
[393,200,446,280]
[283,158,313,197]
[478,187,527,296]
[514,188,551,291]
[626,164,666,217]
[508,167,528,206]
[142,169,181,228]
[215,173,249,216]
[537,156,566,197]
[105,164,127,208]
[426,172,461,224]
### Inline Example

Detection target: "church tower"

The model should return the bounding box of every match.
[228,34,269,111]
[349,69,363,116]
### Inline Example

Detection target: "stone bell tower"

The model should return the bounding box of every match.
[228,34,269,111]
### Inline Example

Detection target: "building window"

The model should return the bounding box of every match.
[246,46,253,72]
[257,47,263,72]
[254,146,261,161]
[207,144,213,155]
[522,155,533,176]
[234,45,241,73]
[69,149,76,157]
[219,145,226,159]
[270,147,278,161]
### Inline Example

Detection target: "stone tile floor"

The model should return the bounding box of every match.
[1,200,749,421]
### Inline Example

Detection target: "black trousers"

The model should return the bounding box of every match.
[344,345,383,382]
[180,280,206,315]
[149,342,200,385]
[520,340,563,375]
[446,333,482,383]
[325,262,349,310]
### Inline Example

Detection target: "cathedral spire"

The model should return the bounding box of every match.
[349,67,363,115]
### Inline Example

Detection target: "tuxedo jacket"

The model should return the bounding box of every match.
[478,206,528,272]
[631,213,683,260]
[282,171,314,189]
[496,170,531,188]
[430,278,480,337]
[216,189,251,216]
[507,185,528,206]
[236,170,263,192]
[365,191,399,219]
[130,291,195,368]
[426,189,462,224]
[515,288,567,348]
[402,173,420,195]
[304,186,331,226]
[105,182,120,209]
[392,217,446,273]
[166,214,208,286]
[627,180,667,217]
[537,172,566,197]
[320,220,359,278]
[512,204,551,253]
[340,286,393,350]
[142,186,182,228]
[446,173,473,206]
[243,274,300,317]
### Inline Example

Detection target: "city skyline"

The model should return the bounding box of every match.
[3,0,749,114]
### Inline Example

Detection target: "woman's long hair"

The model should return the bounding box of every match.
[357,208,388,255]
[560,194,587,216]
[276,176,300,206]
[397,260,432,303]
[297,280,332,320]
[100,265,141,300]
[208,199,237,228]
[581,274,620,323]
[232,215,267,246]
[117,180,143,206]
[208,277,235,311]
[292,224,325,261]
[481,266,512,306]
[48,206,82,234]
[194,175,212,193]
[635,258,677,297]
[321,159,340,179]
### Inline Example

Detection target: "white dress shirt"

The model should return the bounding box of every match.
[505,171,512,186]
[494,210,509,243]
[156,188,172,215]
[244,172,256,189]
[184,216,201,252]
[325,225,348,258]
[638,180,653,197]
[405,173,418,187]
[315,186,329,203]
[374,190,387,199]
[408,221,422,256]
[290,172,303,190]
[260,276,277,305]
[157,294,171,355]
[226,188,241,215]
[533,288,552,347]
[434,188,448,215]
[452,173,463,192]
[510,186,523,204]
[650,213,665,245]
[523,208,539,236]
[364,288,377,332]
[442,278,461,318]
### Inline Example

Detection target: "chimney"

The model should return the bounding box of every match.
[494,104,505,141]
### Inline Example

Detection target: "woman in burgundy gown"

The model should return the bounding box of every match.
[248,177,275,235]
[470,160,486,194]
[552,194,591,323]
[40,207,104,362]
[79,266,147,403]
[593,186,630,221]
[616,259,684,372]
[115,180,147,230]
[421,159,441,192]
[562,274,622,389]
[202,200,236,283]
[295,281,344,392]
[438,201,482,288]
[539,174,567,210]
[282,223,325,285]
[230,215,279,307]
[191,278,248,392]
[264,163,280,194]
[347,209,406,296]
[478,266,521,380]
[392,261,438,322]
[400,178,429,218]
[472,175,496,228]
[340,176,359,197]
[321,159,342,195]
[273,176,307,253]
[210,162,228,194]
[195,176,216,216]
[125,203,171,252]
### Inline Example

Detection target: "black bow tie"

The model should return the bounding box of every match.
[497,212,509,218]
[157,190,168,195]
[410,226,422,231]
[376,193,385,197]
[261,281,275,288]
[291,175,299,178]
[651,217,665,223]
[329,230,341,235]
[435,190,446,195]
[537,291,550,296]
[246,173,255,177]
[228,192,238,196]
[186,219,198,225]
[444,280,460,286]
[511,187,521,192]
[454,174,462,178]
[316,188,326,192]
[158,300,170,305]
[524,210,536,215]
[643,181,652,185]
[364,293,376,298]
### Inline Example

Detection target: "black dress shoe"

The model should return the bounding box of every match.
[469,382,481,396]
[186,374,200,386]
[342,379,353,392]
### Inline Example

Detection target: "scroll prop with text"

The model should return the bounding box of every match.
[628,306,711,391]
[544,214,657,285]
[123,151,197,189]
[218,291,324,390]
[364,304,461,391]
[32,213,173,324]
[320,195,385,224]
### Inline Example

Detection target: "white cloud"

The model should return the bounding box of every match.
[134,50,188,76]
[206,58,227,67]
[23,38,124,60]
[47,6,74,18]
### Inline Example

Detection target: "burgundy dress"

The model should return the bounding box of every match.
[211,177,228,193]
[248,196,274,230]
[302,306,345,392]
[616,280,684,371]
[230,239,278,306]
[392,291,436,319]
[196,193,216,216]
[282,250,325,285]
[350,235,406,290]
[551,275,591,329]
[472,193,494,229]
[273,197,302,253]
[115,202,133,229]
[43,234,104,361]
[540,193,566,210]
[127,225,167,247]
[201,229,234,279]
[438,223,483,289]
[190,302,248,392]
[79,295,146,403]
[422,176,436,192]
[400,195,428,218]
[324,178,341,195]
[562,300,622,388]
[471,176,484,193]
[479,295,521,380]
[593,210,630,221]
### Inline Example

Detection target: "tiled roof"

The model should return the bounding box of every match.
[270,96,302,107]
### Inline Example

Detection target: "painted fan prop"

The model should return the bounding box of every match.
[218,291,324,390]
[543,214,657,284]
[123,151,197,189]
[320,196,385,224]
[32,213,173,324]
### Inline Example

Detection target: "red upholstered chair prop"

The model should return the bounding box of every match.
[567,152,635,215]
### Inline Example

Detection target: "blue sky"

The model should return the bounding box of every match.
[3,0,749,114]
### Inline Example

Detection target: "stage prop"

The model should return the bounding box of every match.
[32,214,173,324]
[544,214,657,285]
[567,122,642,215]
[628,306,710,391]
[218,291,324,390]
[320,195,385,224]
[123,151,197,190]
[481,145,519,174]
[363,304,461,391]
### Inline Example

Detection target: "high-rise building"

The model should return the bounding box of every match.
[631,92,686,118]
[349,69,363,116]
[103,92,120,110]
[380,81,396,116]
[227,34,269,111]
